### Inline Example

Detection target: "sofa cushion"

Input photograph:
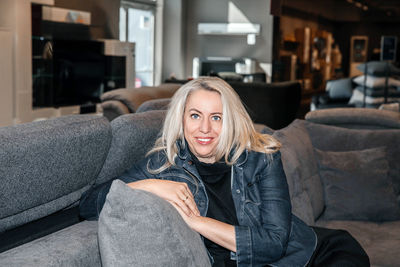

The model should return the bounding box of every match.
[356,61,400,77]
[315,220,400,267]
[98,180,211,267]
[315,147,400,222]
[273,120,324,225]
[0,221,100,266]
[305,122,400,205]
[95,110,166,185]
[353,75,400,88]
[326,78,353,99]
[0,115,111,233]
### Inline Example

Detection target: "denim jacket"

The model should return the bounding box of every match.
[80,141,316,267]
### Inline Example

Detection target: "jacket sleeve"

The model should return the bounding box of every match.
[79,158,156,220]
[234,151,292,265]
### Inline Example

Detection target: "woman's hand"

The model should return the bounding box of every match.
[127,179,200,217]
[170,202,237,252]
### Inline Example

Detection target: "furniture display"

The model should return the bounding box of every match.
[103,81,302,130]
[0,107,399,266]
[312,61,400,110]
[100,83,181,121]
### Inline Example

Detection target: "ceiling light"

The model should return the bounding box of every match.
[355,2,362,8]
[346,0,354,3]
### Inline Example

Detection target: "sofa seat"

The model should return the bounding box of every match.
[316,220,400,267]
[0,221,100,266]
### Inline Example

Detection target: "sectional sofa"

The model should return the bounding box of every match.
[0,108,399,266]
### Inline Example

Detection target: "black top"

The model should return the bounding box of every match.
[190,152,238,267]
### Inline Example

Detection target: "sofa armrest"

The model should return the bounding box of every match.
[0,221,100,267]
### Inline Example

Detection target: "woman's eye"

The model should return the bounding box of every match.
[212,115,221,121]
[190,114,199,119]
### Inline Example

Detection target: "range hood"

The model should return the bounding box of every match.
[198,23,260,35]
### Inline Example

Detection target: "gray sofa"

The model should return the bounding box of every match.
[0,108,399,266]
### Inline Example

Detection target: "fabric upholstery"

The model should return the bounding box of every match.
[353,75,400,88]
[315,220,400,267]
[0,221,100,266]
[355,85,400,97]
[305,108,400,129]
[356,61,400,77]
[0,115,111,232]
[98,180,211,267]
[101,100,130,121]
[95,110,166,185]
[100,84,181,121]
[315,147,400,221]
[349,89,400,105]
[136,98,171,113]
[272,120,324,224]
[305,122,400,205]
[326,78,353,99]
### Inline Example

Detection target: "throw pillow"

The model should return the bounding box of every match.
[353,75,400,88]
[326,78,353,99]
[356,61,400,77]
[315,147,400,222]
[98,180,211,267]
[348,89,400,105]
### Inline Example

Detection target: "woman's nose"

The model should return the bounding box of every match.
[200,118,211,133]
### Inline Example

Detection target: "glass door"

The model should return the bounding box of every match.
[120,1,156,87]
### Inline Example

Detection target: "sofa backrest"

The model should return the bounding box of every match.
[269,120,324,226]
[0,115,111,233]
[305,108,400,129]
[95,110,166,185]
[305,121,400,201]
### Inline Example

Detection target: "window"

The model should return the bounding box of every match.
[120,1,157,87]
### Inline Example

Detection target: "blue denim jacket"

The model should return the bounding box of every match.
[80,142,316,266]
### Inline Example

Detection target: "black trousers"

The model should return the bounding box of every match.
[307,227,370,267]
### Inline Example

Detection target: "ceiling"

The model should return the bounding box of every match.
[282,0,400,22]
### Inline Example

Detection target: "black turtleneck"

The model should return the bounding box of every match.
[189,151,238,267]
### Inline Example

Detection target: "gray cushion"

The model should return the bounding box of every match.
[95,110,166,185]
[136,98,171,113]
[0,115,111,232]
[326,78,353,99]
[98,180,211,267]
[0,221,100,266]
[273,120,324,224]
[315,147,400,222]
[305,122,400,204]
[356,61,400,77]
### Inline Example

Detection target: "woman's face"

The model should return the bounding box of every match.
[183,89,223,163]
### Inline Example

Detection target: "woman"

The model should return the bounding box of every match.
[80,77,367,266]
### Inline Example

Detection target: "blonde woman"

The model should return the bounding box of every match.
[80,77,368,266]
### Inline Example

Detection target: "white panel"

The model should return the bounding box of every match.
[198,23,260,35]
[0,30,13,126]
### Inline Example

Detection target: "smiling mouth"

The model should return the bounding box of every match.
[196,137,213,145]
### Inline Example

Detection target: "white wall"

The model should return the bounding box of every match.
[184,0,274,78]
[161,0,274,80]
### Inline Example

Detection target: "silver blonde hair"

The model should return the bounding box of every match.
[147,77,280,173]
